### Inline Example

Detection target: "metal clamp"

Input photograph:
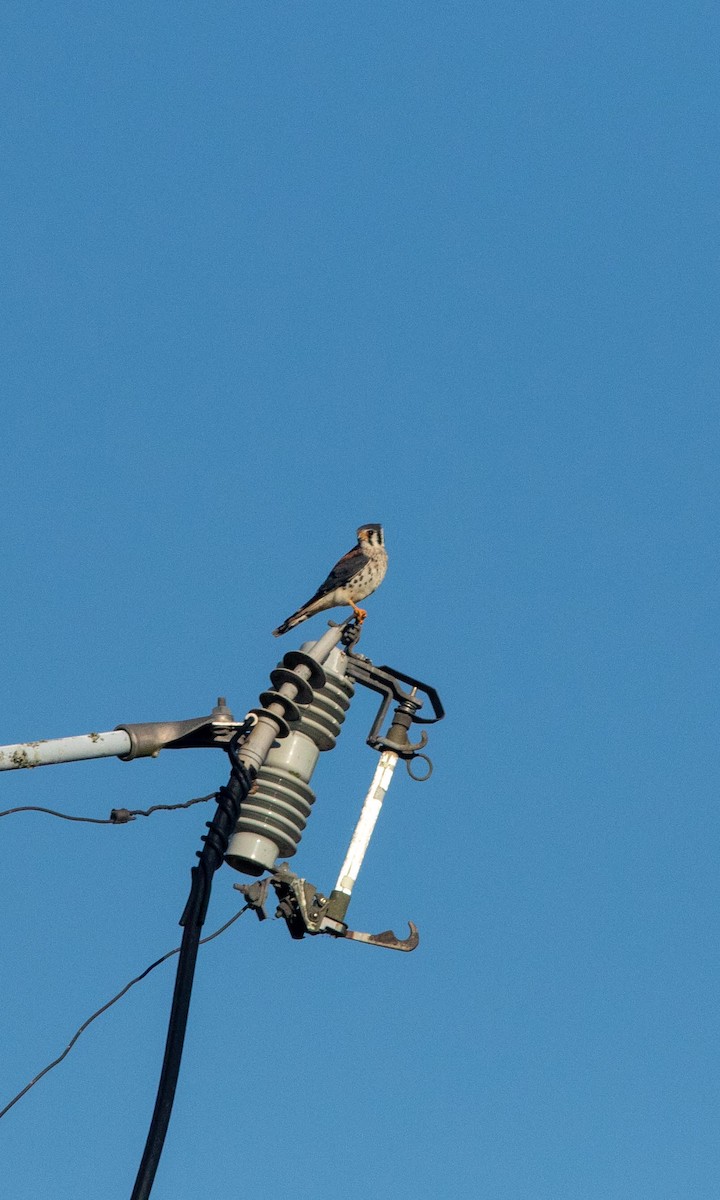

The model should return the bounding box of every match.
[115,698,248,760]
[234,865,419,953]
[345,656,444,771]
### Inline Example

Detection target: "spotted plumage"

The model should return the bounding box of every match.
[272,524,388,637]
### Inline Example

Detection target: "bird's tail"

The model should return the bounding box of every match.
[273,591,331,637]
[272,610,306,637]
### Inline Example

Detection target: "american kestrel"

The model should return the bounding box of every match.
[272,524,388,637]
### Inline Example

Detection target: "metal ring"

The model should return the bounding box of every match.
[406,753,433,782]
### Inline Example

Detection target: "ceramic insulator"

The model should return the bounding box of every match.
[225,646,354,876]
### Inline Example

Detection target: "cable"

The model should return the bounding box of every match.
[115,795,217,820]
[0,794,217,823]
[0,905,249,1122]
[131,746,255,1200]
[0,807,117,824]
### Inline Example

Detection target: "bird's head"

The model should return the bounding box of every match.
[357,523,384,548]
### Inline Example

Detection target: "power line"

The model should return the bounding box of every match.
[0,793,217,823]
[130,752,255,1200]
[0,904,249,1122]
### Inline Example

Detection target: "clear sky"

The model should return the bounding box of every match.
[2,3,719,1197]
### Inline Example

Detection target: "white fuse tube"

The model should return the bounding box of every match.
[333,749,399,903]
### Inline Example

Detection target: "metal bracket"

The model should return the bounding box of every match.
[115,698,250,760]
[237,878,270,921]
[344,656,444,770]
[234,865,419,952]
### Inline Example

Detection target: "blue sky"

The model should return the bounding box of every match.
[2,3,719,1197]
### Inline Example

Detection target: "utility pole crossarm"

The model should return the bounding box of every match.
[0,730,132,771]
[0,699,243,772]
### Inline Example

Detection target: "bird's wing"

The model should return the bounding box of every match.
[307,544,369,602]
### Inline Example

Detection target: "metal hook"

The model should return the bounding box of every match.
[343,921,419,952]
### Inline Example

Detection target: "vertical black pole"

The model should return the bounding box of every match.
[130,756,254,1200]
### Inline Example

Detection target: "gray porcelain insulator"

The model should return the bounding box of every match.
[225,646,355,876]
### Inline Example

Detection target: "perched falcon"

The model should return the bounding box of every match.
[272,524,388,637]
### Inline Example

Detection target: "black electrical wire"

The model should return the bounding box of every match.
[130,743,255,1200]
[0,806,117,824]
[0,905,249,1122]
[0,794,217,823]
